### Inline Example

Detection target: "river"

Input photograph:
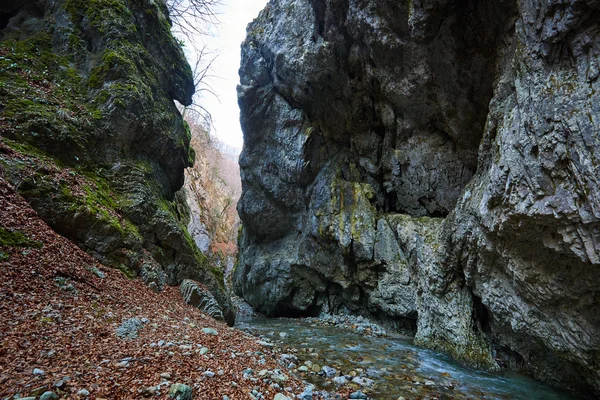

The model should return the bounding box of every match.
[238,316,579,400]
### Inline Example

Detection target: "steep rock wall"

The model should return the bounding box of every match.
[0,0,234,323]
[234,0,600,394]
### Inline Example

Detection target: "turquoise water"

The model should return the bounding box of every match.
[238,317,579,400]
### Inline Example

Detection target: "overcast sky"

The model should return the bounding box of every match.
[185,0,268,150]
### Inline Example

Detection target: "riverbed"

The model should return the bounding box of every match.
[237,316,579,400]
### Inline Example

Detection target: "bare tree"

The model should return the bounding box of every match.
[166,0,222,42]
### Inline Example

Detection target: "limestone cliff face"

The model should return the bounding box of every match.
[234,0,600,394]
[0,0,234,323]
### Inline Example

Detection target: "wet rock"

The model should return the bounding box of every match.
[352,376,375,387]
[332,376,347,386]
[321,366,336,378]
[349,391,368,400]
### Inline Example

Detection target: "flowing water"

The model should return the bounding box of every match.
[237,317,579,400]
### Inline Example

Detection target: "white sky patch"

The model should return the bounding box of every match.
[181,0,268,150]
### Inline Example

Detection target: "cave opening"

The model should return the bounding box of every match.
[472,294,492,334]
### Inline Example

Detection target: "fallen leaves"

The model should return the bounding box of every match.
[0,178,305,399]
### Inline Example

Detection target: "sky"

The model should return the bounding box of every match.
[183,0,268,150]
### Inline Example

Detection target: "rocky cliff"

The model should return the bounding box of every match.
[234,0,600,395]
[0,0,234,323]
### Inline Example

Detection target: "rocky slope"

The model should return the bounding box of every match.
[0,0,234,322]
[0,179,306,399]
[234,0,600,396]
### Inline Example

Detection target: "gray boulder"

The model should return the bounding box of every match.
[180,279,224,321]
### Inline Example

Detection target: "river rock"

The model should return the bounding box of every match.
[349,392,368,400]
[233,0,600,396]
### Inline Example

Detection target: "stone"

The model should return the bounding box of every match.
[160,373,171,380]
[349,392,368,400]
[201,327,218,336]
[115,318,143,340]
[32,368,45,376]
[352,377,375,388]
[321,366,336,378]
[77,389,90,396]
[203,371,215,378]
[332,376,347,386]
[274,394,291,400]
[180,280,225,321]
[199,347,210,355]
[169,383,193,400]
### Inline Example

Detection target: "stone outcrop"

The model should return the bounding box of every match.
[180,279,225,321]
[0,0,234,324]
[234,0,600,395]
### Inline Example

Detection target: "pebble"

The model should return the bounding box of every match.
[297,366,309,372]
[321,365,337,378]
[298,385,314,400]
[77,388,90,396]
[160,372,171,380]
[352,376,375,387]
[32,368,45,376]
[158,340,165,346]
[349,391,368,399]
[310,363,321,373]
[203,370,215,378]
[270,372,288,383]
[40,391,59,400]
[53,380,66,390]
[332,376,348,386]
[202,327,218,335]
[199,347,210,355]
[274,394,292,400]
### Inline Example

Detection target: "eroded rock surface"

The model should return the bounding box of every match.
[234,0,600,395]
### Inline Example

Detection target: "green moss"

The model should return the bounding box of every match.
[187,147,196,167]
[117,263,136,279]
[0,34,103,158]
[0,227,43,249]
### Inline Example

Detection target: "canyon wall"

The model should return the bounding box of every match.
[0,0,234,323]
[234,0,600,395]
